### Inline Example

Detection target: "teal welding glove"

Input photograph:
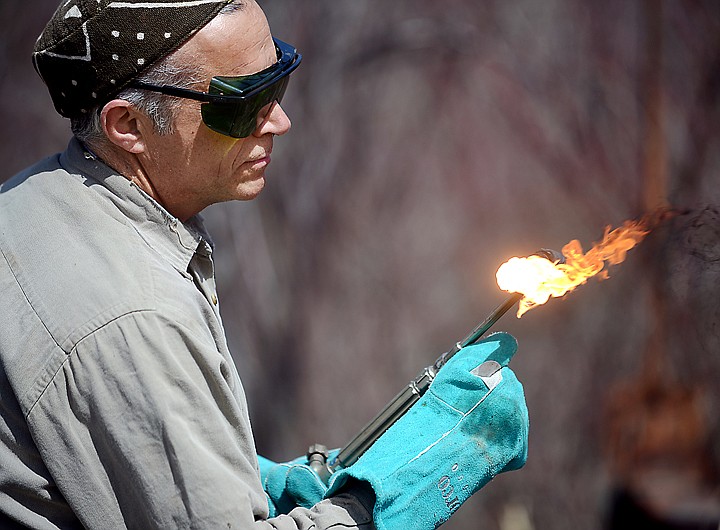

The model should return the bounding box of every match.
[325,332,529,530]
[258,451,335,516]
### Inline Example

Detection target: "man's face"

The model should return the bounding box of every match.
[139,1,291,220]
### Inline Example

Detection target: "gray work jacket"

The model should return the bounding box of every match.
[0,138,373,529]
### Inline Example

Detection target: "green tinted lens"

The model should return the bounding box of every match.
[201,76,289,138]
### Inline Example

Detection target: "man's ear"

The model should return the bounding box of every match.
[100,99,150,154]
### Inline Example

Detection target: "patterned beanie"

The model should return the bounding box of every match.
[33,0,233,119]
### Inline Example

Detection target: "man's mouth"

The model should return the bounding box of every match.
[251,154,271,168]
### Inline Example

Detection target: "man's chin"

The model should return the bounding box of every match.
[235,176,266,201]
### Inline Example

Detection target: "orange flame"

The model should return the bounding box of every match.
[496,219,651,317]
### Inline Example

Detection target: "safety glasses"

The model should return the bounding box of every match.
[129,38,302,138]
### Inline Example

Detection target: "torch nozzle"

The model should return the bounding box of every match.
[442,248,563,361]
[534,248,566,264]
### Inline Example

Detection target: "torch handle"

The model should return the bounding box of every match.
[329,365,435,473]
[326,292,523,477]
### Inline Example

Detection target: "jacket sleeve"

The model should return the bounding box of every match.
[25,308,374,529]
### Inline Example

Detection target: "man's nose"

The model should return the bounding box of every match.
[254,100,291,137]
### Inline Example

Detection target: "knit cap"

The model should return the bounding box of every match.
[33,0,232,118]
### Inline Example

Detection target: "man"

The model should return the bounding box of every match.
[0,1,529,528]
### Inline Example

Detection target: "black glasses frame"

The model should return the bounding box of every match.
[129,38,301,105]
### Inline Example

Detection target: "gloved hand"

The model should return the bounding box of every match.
[258,449,337,516]
[325,332,529,530]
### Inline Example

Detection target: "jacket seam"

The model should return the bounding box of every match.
[25,308,156,419]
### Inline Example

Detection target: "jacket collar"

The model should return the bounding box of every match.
[59,137,214,274]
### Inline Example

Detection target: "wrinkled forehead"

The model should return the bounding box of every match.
[174,0,276,81]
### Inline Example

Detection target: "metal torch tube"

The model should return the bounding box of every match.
[318,249,563,482]
[328,291,523,475]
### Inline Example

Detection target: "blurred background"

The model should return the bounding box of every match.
[2,1,720,528]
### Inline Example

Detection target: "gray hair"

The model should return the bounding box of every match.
[70,50,205,147]
[220,0,246,14]
[71,0,246,147]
